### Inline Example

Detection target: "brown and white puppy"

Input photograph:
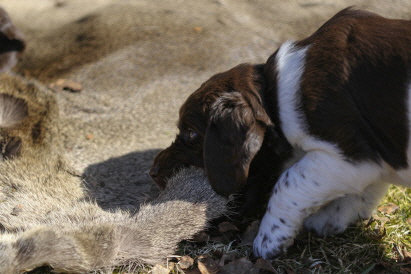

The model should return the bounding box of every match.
[150,8,411,259]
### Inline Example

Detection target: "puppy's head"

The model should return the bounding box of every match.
[151,64,287,196]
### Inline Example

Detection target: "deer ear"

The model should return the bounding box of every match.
[0,94,27,160]
[0,93,28,128]
[0,136,22,160]
[204,92,266,196]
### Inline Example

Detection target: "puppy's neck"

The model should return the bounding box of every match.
[253,61,294,165]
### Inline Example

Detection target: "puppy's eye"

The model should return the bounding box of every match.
[189,131,198,140]
[177,128,200,144]
[180,129,199,142]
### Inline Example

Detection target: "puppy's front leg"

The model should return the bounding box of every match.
[253,150,383,259]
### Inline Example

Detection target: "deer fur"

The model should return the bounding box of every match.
[0,73,229,273]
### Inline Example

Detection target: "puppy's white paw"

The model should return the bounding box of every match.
[253,212,294,259]
[303,196,363,236]
[303,204,348,236]
[304,183,389,236]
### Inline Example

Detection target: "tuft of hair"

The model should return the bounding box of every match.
[0,93,27,128]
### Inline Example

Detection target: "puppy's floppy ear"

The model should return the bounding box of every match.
[204,92,268,196]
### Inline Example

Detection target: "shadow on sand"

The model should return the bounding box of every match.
[82,148,161,211]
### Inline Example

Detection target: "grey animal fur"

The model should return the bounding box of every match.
[0,73,229,273]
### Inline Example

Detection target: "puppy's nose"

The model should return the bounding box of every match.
[149,164,160,179]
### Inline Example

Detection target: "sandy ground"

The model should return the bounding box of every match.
[1,0,411,207]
